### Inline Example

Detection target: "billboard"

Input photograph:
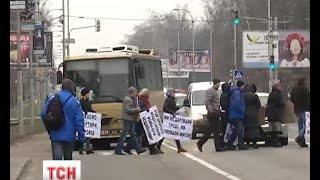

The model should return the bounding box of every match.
[242,31,279,68]
[10,31,53,67]
[278,30,310,68]
[10,32,30,66]
[37,31,53,67]
[169,49,211,72]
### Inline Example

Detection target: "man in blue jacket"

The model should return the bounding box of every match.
[225,80,249,150]
[41,79,85,160]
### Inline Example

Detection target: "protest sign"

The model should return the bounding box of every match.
[149,106,164,133]
[140,110,164,145]
[162,113,193,141]
[84,112,101,138]
[305,112,310,137]
[223,123,238,145]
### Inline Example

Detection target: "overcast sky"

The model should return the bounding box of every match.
[46,0,205,65]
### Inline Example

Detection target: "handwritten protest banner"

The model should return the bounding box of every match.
[140,109,164,145]
[162,113,193,141]
[84,112,102,138]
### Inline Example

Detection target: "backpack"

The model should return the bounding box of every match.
[43,94,72,131]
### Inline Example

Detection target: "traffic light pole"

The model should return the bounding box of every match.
[233,2,237,85]
[267,0,274,92]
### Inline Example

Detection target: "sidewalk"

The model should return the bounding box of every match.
[10,133,51,180]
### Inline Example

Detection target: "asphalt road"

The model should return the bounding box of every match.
[20,124,309,180]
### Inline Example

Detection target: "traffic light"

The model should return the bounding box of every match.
[234,10,240,25]
[269,55,275,70]
[95,19,100,32]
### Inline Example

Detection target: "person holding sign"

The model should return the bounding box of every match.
[134,88,163,155]
[115,87,147,155]
[78,88,95,155]
[157,88,188,153]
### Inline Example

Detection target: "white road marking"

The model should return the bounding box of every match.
[163,142,242,180]
[289,138,310,146]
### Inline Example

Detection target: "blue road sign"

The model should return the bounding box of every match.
[234,70,244,80]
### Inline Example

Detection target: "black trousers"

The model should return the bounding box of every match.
[157,138,182,150]
[197,113,222,149]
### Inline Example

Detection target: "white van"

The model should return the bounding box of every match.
[186,81,224,138]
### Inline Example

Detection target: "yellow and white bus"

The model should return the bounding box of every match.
[56,45,164,148]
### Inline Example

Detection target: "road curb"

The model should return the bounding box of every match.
[11,158,32,180]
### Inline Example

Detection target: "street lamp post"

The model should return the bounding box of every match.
[173,8,195,85]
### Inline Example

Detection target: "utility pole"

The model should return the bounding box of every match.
[267,0,274,92]
[66,0,70,57]
[29,29,34,124]
[177,29,181,90]
[233,1,237,85]
[62,0,66,61]
[165,34,169,87]
[191,20,195,83]
[209,11,213,82]
[274,16,278,82]
[16,11,24,125]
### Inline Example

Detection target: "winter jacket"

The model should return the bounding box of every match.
[205,86,220,115]
[40,90,85,143]
[122,96,140,122]
[290,85,310,113]
[80,98,96,115]
[138,99,150,112]
[220,83,231,114]
[163,96,178,115]
[267,87,285,122]
[243,84,261,139]
[228,86,246,120]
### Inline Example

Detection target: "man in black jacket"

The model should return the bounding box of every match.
[157,88,187,153]
[290,78,310,148]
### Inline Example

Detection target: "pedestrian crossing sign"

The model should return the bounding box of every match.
[234,70,244,80]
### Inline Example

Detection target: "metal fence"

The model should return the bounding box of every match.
[10,68,55,144]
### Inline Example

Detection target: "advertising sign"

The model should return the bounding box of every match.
[10,32,30,66]
[38,31,53,67]
[278,30,310,68]
[10,1,26,10]
[242,31,279,68]
[34,23,45,55]
[169,49,211,72]
[10,32,53,67]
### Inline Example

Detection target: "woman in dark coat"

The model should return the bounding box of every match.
[243,84,261,149]
[135,88,162,155]
[157,88,187,153]
[79,88,95,155]
[267,82,285,147]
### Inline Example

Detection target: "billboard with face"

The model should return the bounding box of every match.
[278,30,310,68]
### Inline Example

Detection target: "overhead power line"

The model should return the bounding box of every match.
[68,15,229,23]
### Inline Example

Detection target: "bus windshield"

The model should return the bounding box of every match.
[64,58,130,103]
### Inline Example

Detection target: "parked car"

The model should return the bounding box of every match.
[256,93,289,146]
